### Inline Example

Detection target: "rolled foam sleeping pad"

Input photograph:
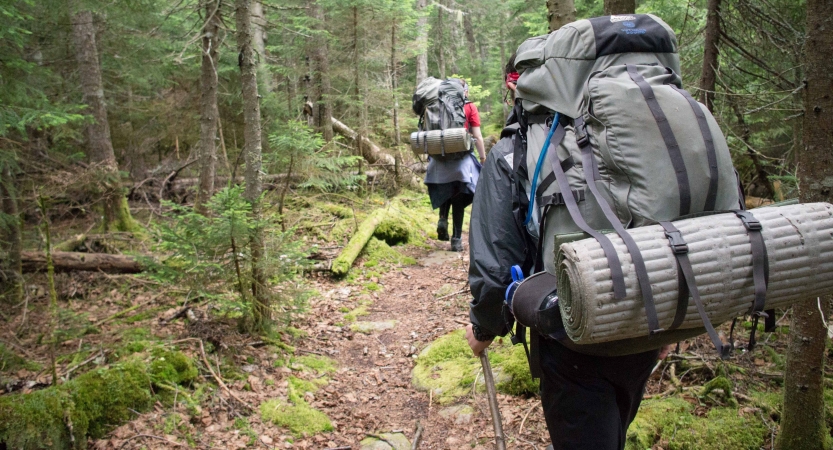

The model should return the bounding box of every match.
[555,202,833,345]
[410,128,471,157]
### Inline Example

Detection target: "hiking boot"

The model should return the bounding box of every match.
[450,237,463,252]
[437,218,449,241]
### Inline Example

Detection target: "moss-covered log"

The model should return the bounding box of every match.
[21,251,143,274]
[0,350,196,449]
[331,209,386,276]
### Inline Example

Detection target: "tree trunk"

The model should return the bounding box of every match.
[699,0,721,112]
[603,0,635,15]
[309,0,334,142]
[235,0,269,331]
[437,2,445,78]
[391,24,401,147]
[777,2,833,449]
[195,0,221,214]
[0,164,23,304]
[415,0,428,86]
[21,251,143,274]
[69,6,139,232]
[546,0,575,32]
[251,0,274,94]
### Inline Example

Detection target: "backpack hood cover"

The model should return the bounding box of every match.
[515,14,679,118]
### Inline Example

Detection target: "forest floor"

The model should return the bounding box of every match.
[0,193,806,450]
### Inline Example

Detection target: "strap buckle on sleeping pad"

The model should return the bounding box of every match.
[734,210,762,231]
[664,230,689,254]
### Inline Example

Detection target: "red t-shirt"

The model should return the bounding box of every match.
[464,102,481,130]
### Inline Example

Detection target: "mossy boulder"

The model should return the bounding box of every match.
[411,330,537,404]
[149,349,198,386]
[362,238,417,269]
[373,218,410,246]
[360,432,411,450]
[0,361,154,449]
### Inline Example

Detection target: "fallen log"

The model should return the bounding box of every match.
[331,209,386,276]
[21,251,143,274]
[330,117,423,189]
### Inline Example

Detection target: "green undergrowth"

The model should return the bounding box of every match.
[261,355,336,437]
[626,396,770,450]
[411,329,536,404]
[361,237,417,269]
[0,345,198,449]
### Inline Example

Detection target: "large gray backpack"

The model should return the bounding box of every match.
[508,14,751,362]
[411,77,471,161]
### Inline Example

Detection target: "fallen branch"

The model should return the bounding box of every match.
[411,421,424,450]
[21,251,144,274]
[93,295,160,328]
[198,339,255,411]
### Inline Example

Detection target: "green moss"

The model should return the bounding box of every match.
[626,397,693,450]
[321,203,353,219]
[373,217,410,245]
[284,327,308,338]
[260,398,333,437]
[626,396,771,450]
[361,238,417,269]
[0,344,40,373]
[700,376,737,407]
[344,305,369,323]
[149,349,198,386]
[289,376,319,395]
[0,361,154,449]
[292,355,337,375]
[365,282,381,292]
[411,330,537,404]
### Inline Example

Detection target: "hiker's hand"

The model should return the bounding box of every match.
[658,344,672,360]
[465,324,492,356]
[480,156,486,165]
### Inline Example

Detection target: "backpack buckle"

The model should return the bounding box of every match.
[734,210,762,231]
[664,230,689,254]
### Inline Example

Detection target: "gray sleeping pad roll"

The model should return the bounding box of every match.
[410,128,472,157]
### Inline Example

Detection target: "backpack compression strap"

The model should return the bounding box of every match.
[659,221,731,358]
[733,209,770,350]
[574,116,661,333]
[668,82,720,211]
[626,64,692,217]
[544,120,628,300]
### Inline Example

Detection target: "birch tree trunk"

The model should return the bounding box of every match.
[0,164,23,304]
[251,0,274,94]
[195,0,221,214]
[69,6,139,232]
[777,1,833,448]
[415,0,429,86]
[310,0,334,142]
[546,0,575,32]
[391,23,401,147]
[603,0,635,15]
[235,0,269,331]
[699,0,721,112]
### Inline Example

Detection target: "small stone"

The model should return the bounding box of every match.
[260,435,273,445]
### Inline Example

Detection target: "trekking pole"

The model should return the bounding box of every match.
[480,349,507,450]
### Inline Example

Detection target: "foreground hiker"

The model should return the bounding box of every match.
[421,78,486,252]
[466,44,670,450]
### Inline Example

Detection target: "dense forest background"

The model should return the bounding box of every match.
[2,0,831,449]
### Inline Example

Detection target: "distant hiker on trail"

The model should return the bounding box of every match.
[420,77,486,252]
[465,50,670,450]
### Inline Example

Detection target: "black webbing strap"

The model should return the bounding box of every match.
[764,309,777,332]
[535,156,576,198]
[538,189,585,210]
[658,222,689,331]
[575,117,660,333]
[546,122,628,300]
[733,209,769,350]
[669,83,719,211]
[660,221,731,358]
[440,129,446,156]
[626,64,692,216]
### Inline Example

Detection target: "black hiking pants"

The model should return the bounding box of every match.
[439,193,473,239]
[539,337,658,450]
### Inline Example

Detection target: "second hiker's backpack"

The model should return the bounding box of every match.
[411,77,471,161]
[507,14,750,363]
